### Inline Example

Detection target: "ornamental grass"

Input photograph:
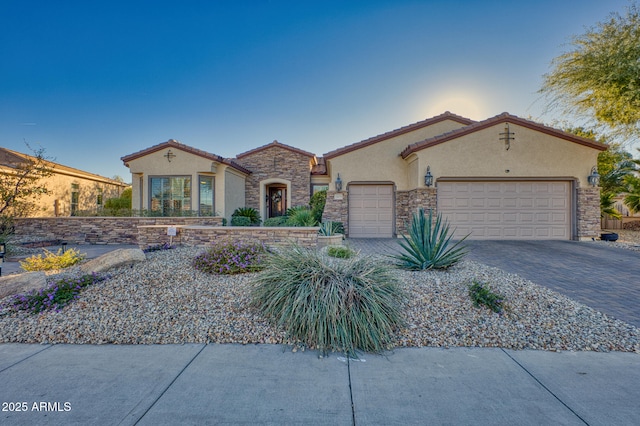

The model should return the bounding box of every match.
[251,245,405,355]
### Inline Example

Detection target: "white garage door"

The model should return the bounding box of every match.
[349,184,394,238]
[437,181,571,240]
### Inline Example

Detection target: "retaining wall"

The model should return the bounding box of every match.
[13,217,318,248]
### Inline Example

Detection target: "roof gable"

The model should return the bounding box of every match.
[323,111,475,159]
[236,140,315,159]
[121,139,251,174]
[400,112,609,158]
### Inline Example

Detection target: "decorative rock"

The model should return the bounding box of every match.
[0,272,47,299]
[79,248,146,273]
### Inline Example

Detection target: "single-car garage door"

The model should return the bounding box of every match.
[349,184,394,238]
[437,181,571,240]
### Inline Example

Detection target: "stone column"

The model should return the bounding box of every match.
[576,186,601,240]
[323,191,349,234]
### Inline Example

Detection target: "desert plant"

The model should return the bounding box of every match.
[286,206,317,226]
[469,281,506,314]
[318,221,344,236]
[231,207,261,225]
[310,189,327,224]
[251,245,405,355]
[390,208,467,270]
[231,216,253,226]
[327,246,355,259]
[263,216,289,227]
[20,248,85,271]
[193,240,267,274]
[3,273,107,314]
[143,243,175,253]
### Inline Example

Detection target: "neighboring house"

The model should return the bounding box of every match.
[121,111,607,240]
[0,147,129,217]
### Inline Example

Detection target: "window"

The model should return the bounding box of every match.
[312,184,329,195]
[96,188,103,207]
[199,176,214,216]
[71,183,79,216]
[150,176,191,216]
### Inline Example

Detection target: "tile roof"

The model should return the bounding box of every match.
[311,157,327,175]
[400,112,609,158]
[1,147,129,186]
[323,111,476,159]
[120,139,252,174]
[236,140,316,159]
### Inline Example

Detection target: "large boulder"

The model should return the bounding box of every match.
[0,272,47,299]
[80,248,146,273]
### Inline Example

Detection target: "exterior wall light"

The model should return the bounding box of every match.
[0,243,5,276]
[587,166,600,187]
[335,174,343,192]
[424,166,433,187]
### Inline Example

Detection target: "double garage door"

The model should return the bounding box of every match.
[437,181,572,240]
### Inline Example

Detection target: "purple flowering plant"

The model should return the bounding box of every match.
[2,273,107,314]
[143,243,176,253]
[193,239,268,274]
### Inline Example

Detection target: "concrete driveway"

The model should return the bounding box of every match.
[465,240,640,328]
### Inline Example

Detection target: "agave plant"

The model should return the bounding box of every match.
[391,208,468,270]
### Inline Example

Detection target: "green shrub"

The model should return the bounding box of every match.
[193,240,267,274]
[390,208,468,270]
[231,216,253,226]
[287,206,317,226]
[310,190,327,224]
[469,281,506,314]
[263,216,289,227]
[20,248,85,271]
[327,246,355,259]
[231,207,261,225]
[251,245,405,355]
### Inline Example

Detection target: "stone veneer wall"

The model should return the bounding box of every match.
[13,217,223,245]
[322,191,349,234]
[236,146,312,211]
[138,225,319,249]
[576,187,601,239]
[396,188,437,235]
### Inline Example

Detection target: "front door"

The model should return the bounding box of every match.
[268,187,287,217]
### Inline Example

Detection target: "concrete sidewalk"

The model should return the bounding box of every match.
[1,343,638,425]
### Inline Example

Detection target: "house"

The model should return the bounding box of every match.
[121,112,607,240]
[0,147,129,217]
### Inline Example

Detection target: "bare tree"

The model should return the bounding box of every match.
[0,144,53,233]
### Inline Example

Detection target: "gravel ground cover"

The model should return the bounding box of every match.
[1,246,638,353]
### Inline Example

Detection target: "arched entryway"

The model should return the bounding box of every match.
[259,178,292,222]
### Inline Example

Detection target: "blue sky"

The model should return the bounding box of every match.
[0,0,632,181]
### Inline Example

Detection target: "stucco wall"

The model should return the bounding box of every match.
[409,124,600,187]
[35,174,126,217]
[224,169,246,221]
[325,119,467,191]
[125,147,244,216]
